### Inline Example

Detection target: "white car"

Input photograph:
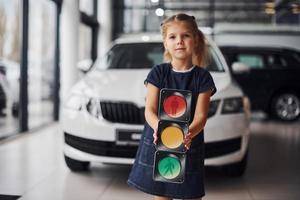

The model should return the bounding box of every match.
[62,33,251,176]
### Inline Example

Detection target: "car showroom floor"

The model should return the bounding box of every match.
[0,115,299,200]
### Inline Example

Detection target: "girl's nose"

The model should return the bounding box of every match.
[176,37,183,44]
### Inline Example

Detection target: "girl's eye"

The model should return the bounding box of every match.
[169,36,175,39]
[183,34,190,38]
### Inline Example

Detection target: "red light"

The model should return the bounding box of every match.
[163,95,187,118]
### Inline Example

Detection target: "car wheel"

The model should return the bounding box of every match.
[222,151,248,177]
[64,155,90,171]
[271,92,300,121]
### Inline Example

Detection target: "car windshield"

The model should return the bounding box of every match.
[97,43,225,72]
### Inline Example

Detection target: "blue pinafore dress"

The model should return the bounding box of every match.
[127,63,216,199]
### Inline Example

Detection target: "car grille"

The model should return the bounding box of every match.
[100,100,218,125]
[100,101,145,125]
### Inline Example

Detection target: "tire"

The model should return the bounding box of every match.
[271,92,300,121]
[222,151,248,177]
[64,155,90,172]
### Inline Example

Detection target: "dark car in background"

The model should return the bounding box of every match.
[220,46,300,121]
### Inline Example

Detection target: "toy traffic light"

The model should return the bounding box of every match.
[153,88,192,183]
[158,89,191,122]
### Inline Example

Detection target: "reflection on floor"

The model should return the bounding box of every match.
[0,100,53,139]
[0,117,299,200]
[0,114,18,137]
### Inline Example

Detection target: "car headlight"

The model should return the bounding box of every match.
[86,98,101,118]
[208,100,220,118]
[221,97,244,114]
[64,94,86,110]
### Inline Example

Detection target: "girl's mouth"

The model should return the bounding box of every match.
[175,48,185,51]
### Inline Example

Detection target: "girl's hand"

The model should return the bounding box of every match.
[183,132,193,150]
[153,128,158,145]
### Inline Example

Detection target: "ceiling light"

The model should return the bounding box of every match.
[155,8,164,17]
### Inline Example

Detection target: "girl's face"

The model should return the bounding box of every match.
[164,21,197,63]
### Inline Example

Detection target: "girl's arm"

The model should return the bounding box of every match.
[144,83,160,135]
[184,90,212,149]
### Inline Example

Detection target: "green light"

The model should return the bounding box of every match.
[158,156,181,179]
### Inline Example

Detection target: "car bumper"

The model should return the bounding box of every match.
[62,108,250,166]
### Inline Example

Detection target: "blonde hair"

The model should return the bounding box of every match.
[160,13,208,67]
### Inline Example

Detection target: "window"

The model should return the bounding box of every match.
[105,43,164,69]
[237,54,264,69]
[267,54,285,68]
[207,47,226,72]
[0,0,21,137]
[79,24,92,61]
[279,54,300,67]
[78,0,98,70]
[28,0,56,129]
[80,0,93,16]
[98,42,225,72]
[267,52,300,68]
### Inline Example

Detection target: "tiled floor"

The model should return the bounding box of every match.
[0,117,299,200]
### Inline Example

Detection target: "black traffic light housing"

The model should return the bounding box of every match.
[153,88,192,184]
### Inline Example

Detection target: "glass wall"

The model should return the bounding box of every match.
[28,0,56,129]
[123,0,162,33]
[79,24,92,62]
[80,0,94,16]
[0,0,21,138]
[116,0,300,36]
[78,0,98,72]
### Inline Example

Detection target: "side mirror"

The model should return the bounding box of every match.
[231,62,250,74]
[77,59,93,73]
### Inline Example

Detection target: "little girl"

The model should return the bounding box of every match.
[127,13,216,200]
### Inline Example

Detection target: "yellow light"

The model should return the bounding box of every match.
[161,126,184,149]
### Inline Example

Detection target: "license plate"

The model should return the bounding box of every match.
[116,129,142,146]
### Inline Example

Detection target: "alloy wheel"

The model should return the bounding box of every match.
[273,93,300,121]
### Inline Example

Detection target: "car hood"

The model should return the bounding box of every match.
[76,69,149,106]
[72,68,239,106]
